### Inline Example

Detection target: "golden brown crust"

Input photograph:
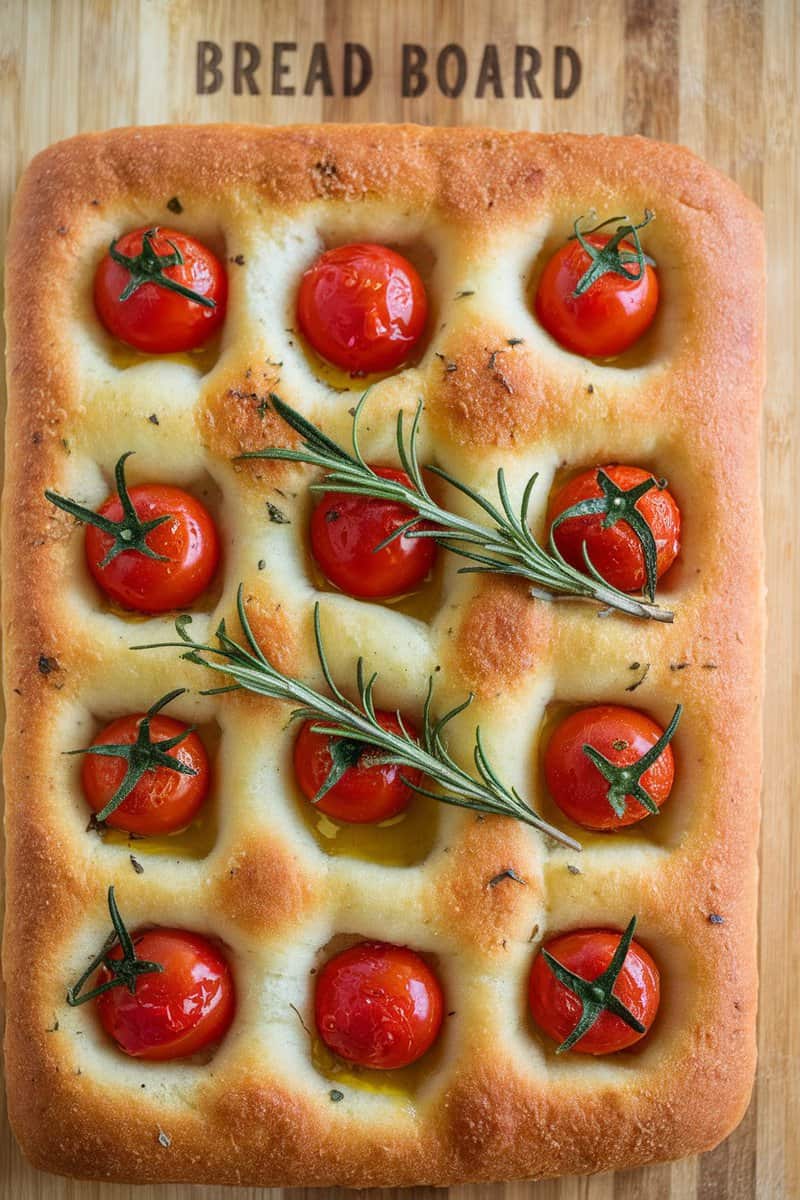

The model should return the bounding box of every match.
[2,124,764,1187]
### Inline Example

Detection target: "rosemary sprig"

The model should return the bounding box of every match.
[45,451,171,568]
[583,704,682,819]
[542,915,645,1052]
[569,211,656,297]
[134,585,580,850]
[66,886,163,1007]
[108,227,216,308]
[239,393,673,623]
[65,689,199,824]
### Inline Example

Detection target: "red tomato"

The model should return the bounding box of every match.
[297,243,428,373]
[535,232,658,358]
[548,465,680,594]
[544,705,675,831]
[94,226,227,353]
[85,484,220,613]
[311,466,436,599]
[294,712,421,823]
[96,929,235,1060]
[315,941,443,1069]
[82,714,210,835]
[529,928,660,1054]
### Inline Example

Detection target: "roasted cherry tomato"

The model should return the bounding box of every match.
[311,467,436,599]
[544,705,675,831]
[297,243,428,374]
[96,929,235,1060]
[315,941,443,1069]
[548,465,680,594]
[535,230,658,358]
[94,226,227,354]
[82,713,210,836]
[85,484,220,613]
[294,712,421,824]
[529,927,660,1054]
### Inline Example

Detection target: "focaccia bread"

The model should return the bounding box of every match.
[2,125,764,1187]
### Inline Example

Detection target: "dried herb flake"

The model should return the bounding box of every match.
[489,868,527,888]
[267,502,290,525]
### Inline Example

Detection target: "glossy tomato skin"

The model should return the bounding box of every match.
[535,233,658,358]
[544,705,675,831]
[84,485,220,613]
[294,712,421,823]
[297,243,428,374]
[94,226,227,353]
[315,941,444,1069]
[548,465,680,594]
[82,714,210,835]
[311,466,437,599]
[529,928,660,1054]
[96,929,235,1060]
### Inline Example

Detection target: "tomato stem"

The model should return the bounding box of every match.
[550,468,666,602]
[312,736,364,802]
[582,704,682,819]
[45,452,173,568]
[65,688,199,824]
[541,915,645,1052]
[569,210,656,298]
[66,886,164,1007]
[238,392,674,622]
[108,227,216,308]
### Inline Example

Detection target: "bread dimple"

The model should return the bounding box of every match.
[2,124,764,1187]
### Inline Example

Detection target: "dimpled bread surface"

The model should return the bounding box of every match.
[2,124,764,1187]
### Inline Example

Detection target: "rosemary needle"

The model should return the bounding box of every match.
[134,585,580,851]
[239,392,674,623]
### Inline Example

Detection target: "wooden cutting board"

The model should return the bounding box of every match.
[1,2,796,1198]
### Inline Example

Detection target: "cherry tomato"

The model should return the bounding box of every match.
[82,714,210,836]
[297,243,428,374]
[96,929,235,1060]
[544,705,675,831]
[85,484,220,613]
[315,941,443,1069]
[311,467,436,599]
[294,712,421,824]
[529,928,660,1054]
[94,226,227,354]
[535,232,658,358]
[548,465,680,594]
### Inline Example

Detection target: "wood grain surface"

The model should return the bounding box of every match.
[0,1,796,1198]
